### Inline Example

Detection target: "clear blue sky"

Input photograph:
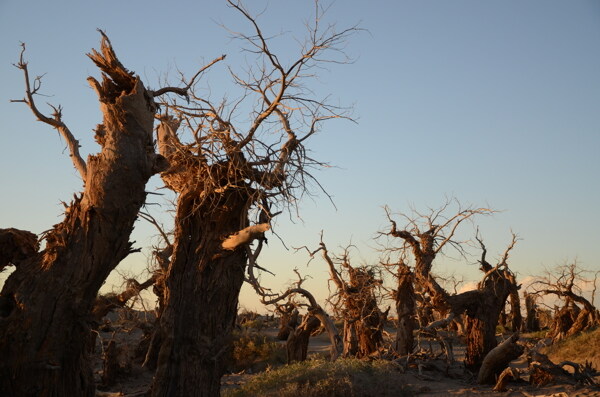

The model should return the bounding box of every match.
[1,1,599,311]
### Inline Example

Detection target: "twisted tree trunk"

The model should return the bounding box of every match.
[0,34,163,397]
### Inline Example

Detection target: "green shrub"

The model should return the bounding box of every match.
[223,358,413,397]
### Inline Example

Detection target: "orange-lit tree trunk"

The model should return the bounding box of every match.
[148,2,356,393]
[0,34,165,397]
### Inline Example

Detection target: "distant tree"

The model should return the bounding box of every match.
[305,237,388,358]
[148,2,357,395]
[383,201,521,372]
[523,291,541,332]
[0,33,183,396]
[246,264,341,364]
[531,262,599,341]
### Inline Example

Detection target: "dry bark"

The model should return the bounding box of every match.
[524,292,540,332]
[0,33,166,397]
[286,315,321,363]
[394,262,416,355]
[320,242,388,357]
[385,206,516,371]
[148,3,356,394]
[533,262,600,339]
[0,228,38,272]
[92,275,157,323]
[477,333,523,384]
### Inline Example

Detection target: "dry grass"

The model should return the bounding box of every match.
[542,327,600,370]
[230,330,287,373]
[222,358,413,397]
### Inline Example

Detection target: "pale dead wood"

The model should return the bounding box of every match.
[222,223,270,250]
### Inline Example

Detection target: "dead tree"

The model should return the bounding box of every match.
[506,271,523,332]
[524,291,540,332]
[531,262,600,341]
[149,3,356,395]
[0,33,177,396]
[477,333,523,384]
[306,239,388,358]
[393,261,416,355]
[245,247,342,363]
[91,274,157,323]
[384,203,522,371]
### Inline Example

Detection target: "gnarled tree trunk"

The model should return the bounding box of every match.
[0,34,163,397]
[394,263,416,355]
[286,315,321,363]
[151,189,250,397]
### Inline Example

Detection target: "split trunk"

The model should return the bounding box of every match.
[0,36,161,397]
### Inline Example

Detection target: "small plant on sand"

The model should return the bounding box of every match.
[223,358,413,397]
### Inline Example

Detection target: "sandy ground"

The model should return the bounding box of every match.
[223,327,600,396]
[93,318,600,396]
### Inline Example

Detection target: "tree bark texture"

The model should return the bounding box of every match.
[286,315,320,363]
[477,333,523,384]
[151,189,250,397]
[342,267,387,358]
[0,35,162,397]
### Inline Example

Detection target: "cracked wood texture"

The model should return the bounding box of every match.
[0,34,161,397]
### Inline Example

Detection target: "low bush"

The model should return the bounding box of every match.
[230,330,286,373]
[223,357,413,397]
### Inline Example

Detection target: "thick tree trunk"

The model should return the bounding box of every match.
[0,35,161,397]
[463,292,509,371]
[151,190,250,397]
[394,263,416,355]
[477,333,523,384]
[286,315,320,363]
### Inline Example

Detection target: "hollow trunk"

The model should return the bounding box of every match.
[286,315,320,363]
[394,263,416,355]
[0,37,160,397]
[151,189,249,397]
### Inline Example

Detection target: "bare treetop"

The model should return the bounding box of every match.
[154,1,359,224]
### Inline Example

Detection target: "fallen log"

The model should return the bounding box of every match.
[477,332,523,384]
